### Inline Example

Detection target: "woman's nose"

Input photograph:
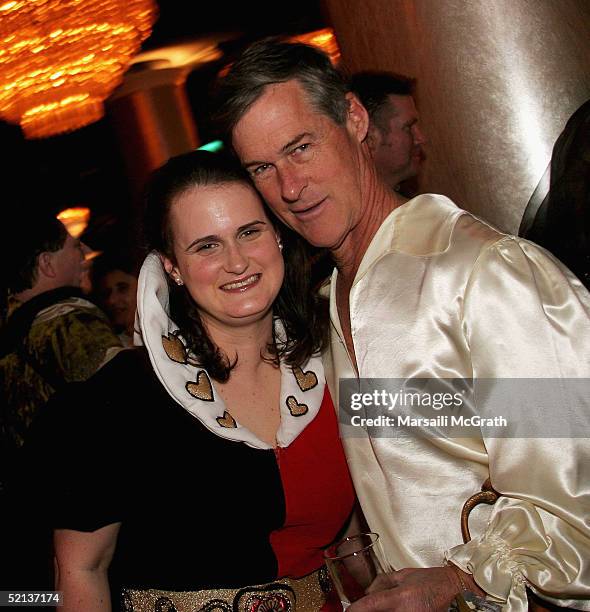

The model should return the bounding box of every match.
[224,242,248,273]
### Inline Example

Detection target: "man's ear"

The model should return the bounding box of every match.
[365,124,381,154]
[345,92,370,143]
[37,251,56,279]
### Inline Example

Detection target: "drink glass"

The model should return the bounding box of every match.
[324,532,393,608]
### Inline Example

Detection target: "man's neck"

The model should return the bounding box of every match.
[332,171,405,286]
[12,281,79,306]
[12,285,47,305]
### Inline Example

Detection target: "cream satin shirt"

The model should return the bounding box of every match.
[323,194,590,610]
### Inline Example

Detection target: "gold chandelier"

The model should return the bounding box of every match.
[0,0,158,139]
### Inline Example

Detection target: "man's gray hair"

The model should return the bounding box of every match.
[214,37,349,138]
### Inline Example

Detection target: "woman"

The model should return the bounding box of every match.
[30,151,354,611]
[91,249,140,347]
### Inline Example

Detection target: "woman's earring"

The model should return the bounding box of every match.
[171,274,183,286]
[277,238,283,252]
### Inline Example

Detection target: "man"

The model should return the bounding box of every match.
[216,40,590,610]
[350,71,426,196]
[0,210,123,465]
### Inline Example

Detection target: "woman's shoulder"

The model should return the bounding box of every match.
[35,348,156,431]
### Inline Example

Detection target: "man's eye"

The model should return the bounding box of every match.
[252,164,271,176]
[293,143,311,155]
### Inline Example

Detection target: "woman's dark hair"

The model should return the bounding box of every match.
[142,149,329,381]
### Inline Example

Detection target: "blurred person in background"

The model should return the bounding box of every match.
[350,70,427,198]
[92,249,140,347]
[521,98,590,290]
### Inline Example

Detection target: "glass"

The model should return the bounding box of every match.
[324,532,393,608]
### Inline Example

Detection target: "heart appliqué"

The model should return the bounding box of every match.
[286,395,308,417]
[216,410,237,428]
[293,366,318,391]
[245,594,290,611]
[186,370,214,401]
[235,585,294,612]
[162,333,187,364]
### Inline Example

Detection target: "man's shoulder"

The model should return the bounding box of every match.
[33,295,108,324]
[376,194,505,259]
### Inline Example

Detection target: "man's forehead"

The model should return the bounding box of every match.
[387,94,417,116]
[232,80,320,161]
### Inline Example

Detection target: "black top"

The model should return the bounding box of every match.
[13,347,355,602]
[25,348,284,591]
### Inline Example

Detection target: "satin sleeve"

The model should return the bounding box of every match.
[445,236,590,610]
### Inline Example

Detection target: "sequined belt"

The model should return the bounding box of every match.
[121,566,333,611]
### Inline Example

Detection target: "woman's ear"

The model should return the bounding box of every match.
[159,254,183,285]
[274,230,283,252]
[159,253,175,275]
[345,92,370,143]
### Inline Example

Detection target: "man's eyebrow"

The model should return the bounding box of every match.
[242,132,312,168]
[281,132,311,153]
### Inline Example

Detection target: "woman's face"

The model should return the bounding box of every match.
[163,181,284,329]
[97,269,138,333]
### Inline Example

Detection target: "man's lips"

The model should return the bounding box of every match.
[290,196,327,219]
[220,273,261,292]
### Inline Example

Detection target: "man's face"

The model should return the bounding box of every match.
[369,94,426,189]
[232,80,367,250]
[51,230,88,288]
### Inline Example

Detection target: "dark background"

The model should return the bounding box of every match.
[0,0,328,250]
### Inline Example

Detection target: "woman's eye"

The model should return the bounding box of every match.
[240,228,260,239]
[196,243,217,252]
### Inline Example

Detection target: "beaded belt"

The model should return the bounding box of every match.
[121,566,333,611]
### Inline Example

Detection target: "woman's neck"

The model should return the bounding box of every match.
[203,312,275,373]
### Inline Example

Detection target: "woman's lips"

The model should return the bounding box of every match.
[220,273,261,292]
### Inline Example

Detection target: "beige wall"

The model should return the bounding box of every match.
[325,0,590,233]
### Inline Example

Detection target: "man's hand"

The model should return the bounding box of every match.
[346,566,483,612]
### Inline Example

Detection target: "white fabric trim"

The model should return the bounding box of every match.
[135,252,325,450]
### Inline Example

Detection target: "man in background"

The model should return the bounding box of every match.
[0,208,123,479]
[350,71,426,197]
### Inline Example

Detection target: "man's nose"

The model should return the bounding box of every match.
[224,242,248,274]
[278,165,306,204]
[412,124,427,146]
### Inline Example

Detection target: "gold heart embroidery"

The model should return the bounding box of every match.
[293,365,318,391]
[186,370,214,401]
[216,411,236,428]
[286,395,308,417]
[162,333,187,364]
